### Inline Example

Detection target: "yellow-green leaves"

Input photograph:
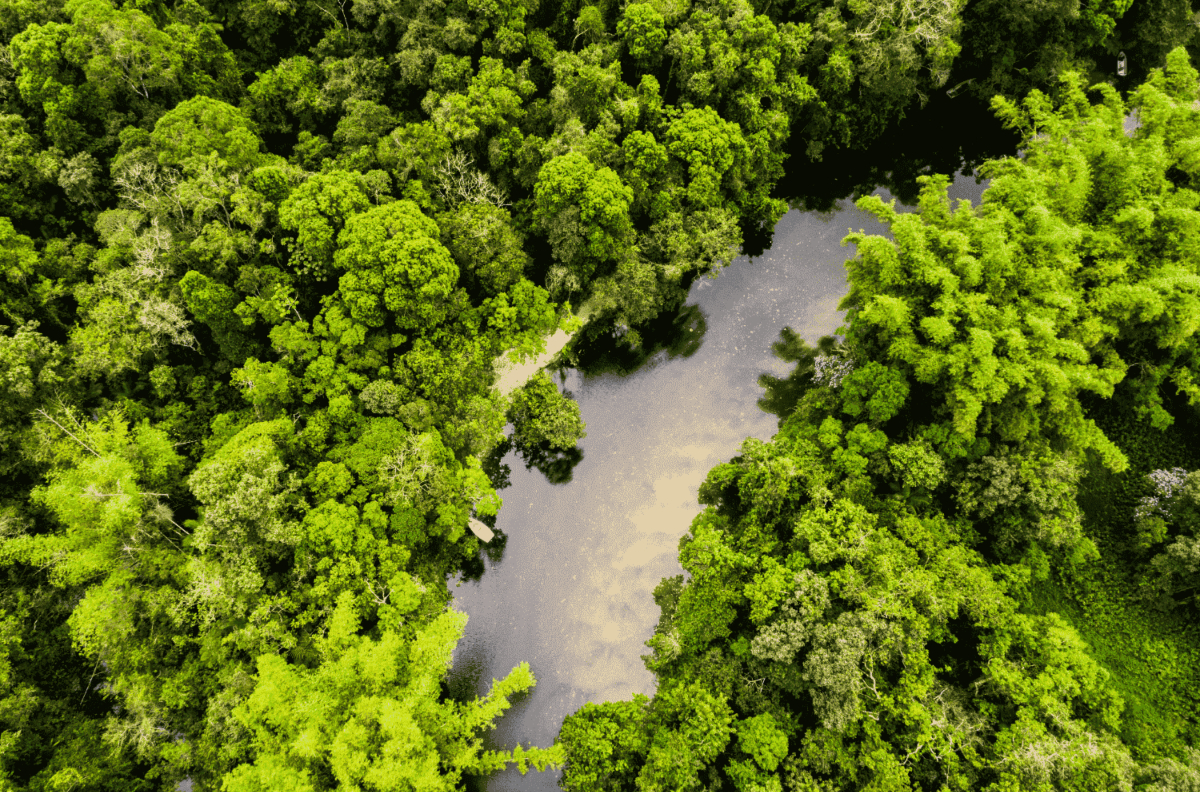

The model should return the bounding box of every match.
[226,595,561,792]
[842,171,1128,462]
[23,410,183,586]
[152,96,263,174]
[231,358,297,417]
[839,361,909,424]
[618,4,667,64]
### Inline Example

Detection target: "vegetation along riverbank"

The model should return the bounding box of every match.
[0,0,1197,788]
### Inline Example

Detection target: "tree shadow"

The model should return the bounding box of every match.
[757,329,841,425]
[444,638,489,705]
[515,440,585,485]
[487,435,586,486]
[455,493,511,578]
[482,440,513,493]
[565,302,708,379]
[773,89,1021,216]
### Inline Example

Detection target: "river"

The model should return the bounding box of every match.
[447,171,993,791]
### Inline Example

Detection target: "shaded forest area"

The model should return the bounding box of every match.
[0,0,1198,788]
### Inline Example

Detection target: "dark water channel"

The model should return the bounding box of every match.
[447,172,992,791]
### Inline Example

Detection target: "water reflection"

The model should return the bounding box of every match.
[775,90,1017,216]
[507,436,587,486]
[757,330,842,424]
[448,171,994,791]
[566,302,709,378]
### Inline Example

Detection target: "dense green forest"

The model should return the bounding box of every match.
[558,49,1200,790]
[0,0,1199,788]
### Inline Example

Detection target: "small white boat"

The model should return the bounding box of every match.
[468,518,494,543]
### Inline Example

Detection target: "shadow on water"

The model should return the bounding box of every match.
[445,638,490,704]
[516,441,585,485]
[458,509,509,581]
[482,440,514,493]
[775,90,1021,213]
[757,330,842,425]
[487,435,587,487]
[482,526,509,564]
[565,302,708,379]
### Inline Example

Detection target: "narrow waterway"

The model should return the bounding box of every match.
[448,172,991,791]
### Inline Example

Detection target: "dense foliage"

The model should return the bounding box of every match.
[558,50,1200,792]
[0,0,1195,788]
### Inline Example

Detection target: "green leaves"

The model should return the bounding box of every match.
[278,170,373,279]
[65,0,181,103]
[842,169,1128,465]
[180,270,256,363]
[618,4,667,64]
[557,696,652,792]
[152,96,263,173]
[333,200,459,331]
[225,595,563,791]
[438,203,528,296]
[534,152,634,292]
[839,361,909,424]
[507,371,586,451]
[666,106,745,210]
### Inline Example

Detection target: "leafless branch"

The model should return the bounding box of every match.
[35,408,101,457]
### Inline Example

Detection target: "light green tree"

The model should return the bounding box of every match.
[223,593,564,791]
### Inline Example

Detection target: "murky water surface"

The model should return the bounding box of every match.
[448,173,990,791]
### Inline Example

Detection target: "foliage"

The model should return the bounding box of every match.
[507,371,586,452]
[0,0,1192,786]
[223,593,563,791]
[559,49,1200,792]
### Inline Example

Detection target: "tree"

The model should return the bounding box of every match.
[180,270,257,363]
[507,371,586,452]
[0,408,201,785]
[840,170,1127,470]
[332,99,395,168]
[533,151,634,295]
[278,170,373,279]
[1134,468,1200,607]
[757,330,844,424]
[0,220,39,324]
[241,56,330,137]
[151,95,264,174]
[618,4,667,66]
[0,323,66,475]
[332,200,459,332]
[557,695,652,792]
[224,593,564,791]
[65,0,182,103]
[438,203,528,296]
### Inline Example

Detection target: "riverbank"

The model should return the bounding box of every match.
[493,298,597,397]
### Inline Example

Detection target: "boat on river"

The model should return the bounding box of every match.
[468,518,494,543]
